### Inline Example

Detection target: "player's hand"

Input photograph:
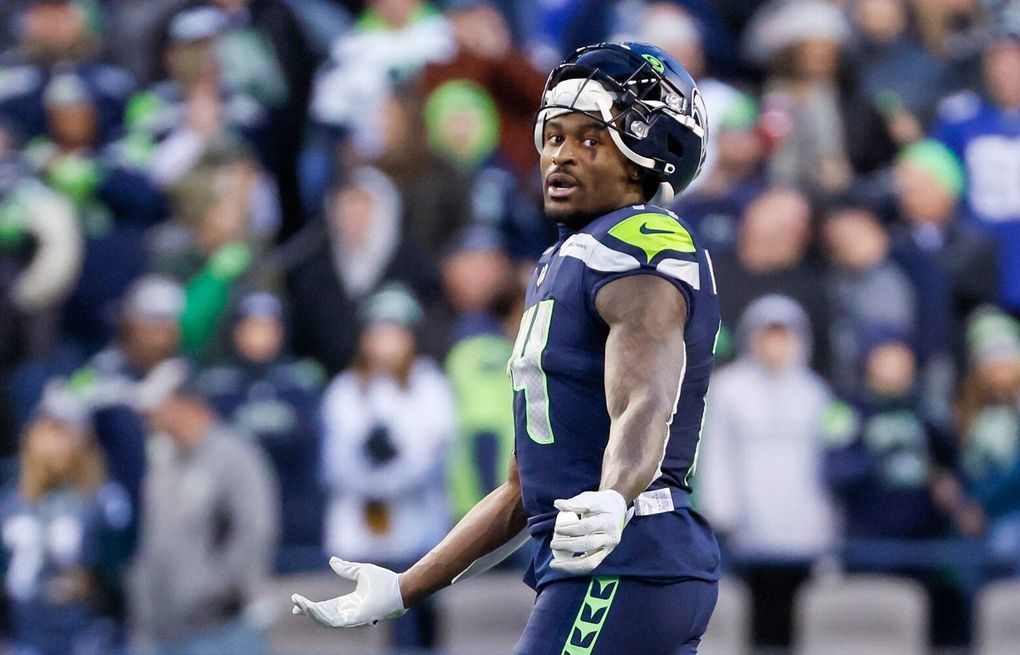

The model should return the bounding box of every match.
[550,490,632,575]
[291,558,406,628]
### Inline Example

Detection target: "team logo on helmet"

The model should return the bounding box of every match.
[640,53,665,72]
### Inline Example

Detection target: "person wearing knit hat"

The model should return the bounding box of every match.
[896,140,965,200]
[194,288,326,553]
[891,139,1001,394]
[955,305,1020,563]
[967,306,1020,371]
[423,79,500,170]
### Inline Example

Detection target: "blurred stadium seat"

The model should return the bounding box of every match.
[794,574,929,655]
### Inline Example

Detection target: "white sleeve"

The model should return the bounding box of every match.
[347,366,456,498]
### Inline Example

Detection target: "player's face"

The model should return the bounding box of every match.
[540,112,644,227]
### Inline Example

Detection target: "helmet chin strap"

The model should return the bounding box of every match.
[534,78,676,203]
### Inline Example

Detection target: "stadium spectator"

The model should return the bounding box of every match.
[698,295,837,650]
[822,329,974,539]
[120,7,271,181]
[368,84,472,252]
[132,379,279,655]
[849,0,946,130]
[195,291,326,551]
[204,0,315,240]
[149,148,282,359]
[890,140,1000,422]
[932,29,1020,312]
[289,166,439,375]
[956,308,1020,564]
[911,0,989,84]
[746,0,854,194]
[320,284,455,651]
[0,391,132,655]
[26,70,167,353]
[309,0,455,159]
[823,329,980,645]
[441,227,519,518]
[421,1,546,178]
[712,187,829,366]
[0,0,135,145]
[65,275,186,515]
[0,134,82,453]
[821,201,917,398]
[101,0,193,85]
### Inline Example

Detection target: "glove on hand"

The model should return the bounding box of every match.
[291,558,406,628]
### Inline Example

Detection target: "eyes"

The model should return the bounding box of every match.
[544,133,601,148]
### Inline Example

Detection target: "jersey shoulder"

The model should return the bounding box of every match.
[585,204,698,259]
[565,204,705,293]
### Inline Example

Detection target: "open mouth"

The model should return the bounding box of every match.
[546,172,579,200]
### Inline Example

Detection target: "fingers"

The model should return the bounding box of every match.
[292,594,334,626]
[553,498,581,513]
[554,514,612,538]
[329,557,360,580]
[303,599,336,627]
[550,532,613,554]
[553,495,592,514]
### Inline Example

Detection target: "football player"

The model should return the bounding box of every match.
[292,42,721,654]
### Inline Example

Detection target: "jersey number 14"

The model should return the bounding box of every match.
[508,300,555,445]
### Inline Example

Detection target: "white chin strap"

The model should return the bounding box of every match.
[534,78,675,204]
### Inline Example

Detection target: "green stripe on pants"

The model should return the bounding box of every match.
[561,576,620,655]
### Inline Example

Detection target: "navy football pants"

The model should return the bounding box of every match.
[514,577,718,655]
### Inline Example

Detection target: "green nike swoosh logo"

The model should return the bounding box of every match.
[639,223,677,236]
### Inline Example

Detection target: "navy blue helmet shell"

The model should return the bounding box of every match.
[534,42,708,203]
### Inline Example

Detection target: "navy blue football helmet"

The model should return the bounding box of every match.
[533,42,708,203]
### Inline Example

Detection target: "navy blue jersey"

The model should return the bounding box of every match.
[509,204,721,589]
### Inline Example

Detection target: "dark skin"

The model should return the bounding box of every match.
[541,112,647,228]
[398,112,688,606]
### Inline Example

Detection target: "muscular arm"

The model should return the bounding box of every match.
[595,275,688,504]
[398,457,527,607]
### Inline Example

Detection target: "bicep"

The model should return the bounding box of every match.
[596,275,688,417]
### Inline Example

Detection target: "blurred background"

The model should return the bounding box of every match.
[0,0,1018,653]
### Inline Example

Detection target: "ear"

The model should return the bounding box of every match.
[627,164,643,182]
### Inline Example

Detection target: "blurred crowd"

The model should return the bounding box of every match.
[0,0,1018,652]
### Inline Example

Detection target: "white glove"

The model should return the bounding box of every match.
[550,489,633,575]
[291,557,407,628]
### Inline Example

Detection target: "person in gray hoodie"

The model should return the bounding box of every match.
[130,379,279,655]
[697,294,837,649]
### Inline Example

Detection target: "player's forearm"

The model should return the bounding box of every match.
[600,393,674,503]
[398,479,527,607]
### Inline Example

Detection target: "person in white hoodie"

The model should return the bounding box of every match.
[696,294,836,650]
[319,283,455,652]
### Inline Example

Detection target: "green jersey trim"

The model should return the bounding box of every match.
[607,212,696,262]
